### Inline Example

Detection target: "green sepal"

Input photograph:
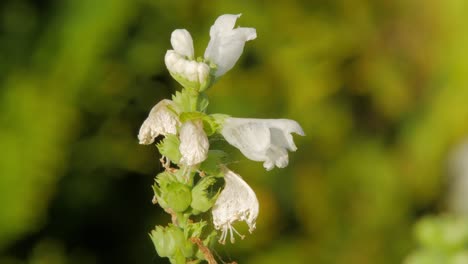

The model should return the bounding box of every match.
[210,113,230,133]
[168,71,207,94]
[172,90,199,112]
[154,171,192,212]
[197,92,210,112]
[165,182,192,212]
[150,224,184,257]
[199,150,228,176]
[169,253,186,264]
[152,171,176,209]
[179,112,206,122]
[194,228,218,261]
[179,112,218,136]
[157,135,181,164]
[190,176,221,214]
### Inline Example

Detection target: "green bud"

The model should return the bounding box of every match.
[157,135,181,164]
[149,225,178,257]
[191,176,220,214]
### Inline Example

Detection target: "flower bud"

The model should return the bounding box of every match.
[164,50,211,92]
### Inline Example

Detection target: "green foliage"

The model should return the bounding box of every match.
[405,215,468,264]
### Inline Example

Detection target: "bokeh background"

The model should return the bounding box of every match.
[1,0,468,263]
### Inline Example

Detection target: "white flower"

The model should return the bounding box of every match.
[164,14,256,89]
[212,168,259,244]
[138,99,180,145]
[179,120,209,166]
[165,30,210,87]
[204,14,257,77]
[221,117,305,171]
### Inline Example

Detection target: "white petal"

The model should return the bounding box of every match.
[212,168,259,244]
[138,100,179,144]
[170,29,194,59]
[183,60,199,82]
[165,50,210,83]
[165,50,183,73]
[209,14,241,36]
[221,118,304,170]
[204,14,257,77]
[221,118,271,162]
[197,63,210,84]
[179,120,209,166]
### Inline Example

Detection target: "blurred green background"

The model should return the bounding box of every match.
[1,0,468,263]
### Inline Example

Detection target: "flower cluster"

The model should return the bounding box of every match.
[140,14,304,264]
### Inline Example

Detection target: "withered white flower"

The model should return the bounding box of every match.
[179,120,209,166]
[138,99,180,145]
[165,14,256,89]
[212,168,259,244]
[221,117,304,171]
[204,14,257,77]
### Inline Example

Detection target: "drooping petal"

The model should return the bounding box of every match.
[179,120,209,166]
[170,29,194,59]
[212,168,259,244]
[221,117,271,162]
[221,118,304,170]
[138,100,180,145]
[204,14,257,77]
